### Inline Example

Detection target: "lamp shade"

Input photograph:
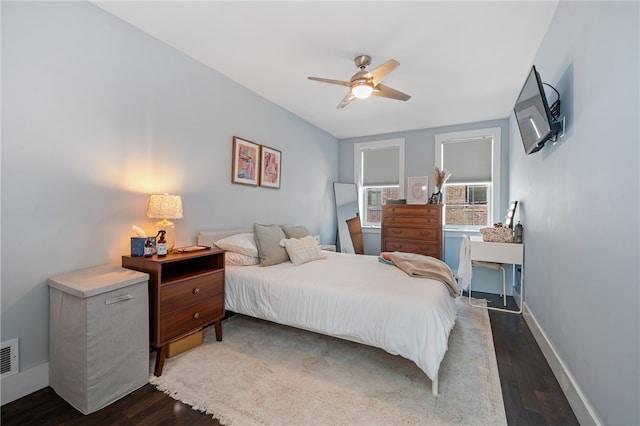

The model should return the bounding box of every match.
[146,194,183,220]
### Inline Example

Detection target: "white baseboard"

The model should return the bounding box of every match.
[523,302,602,425]
[0,362,49,405]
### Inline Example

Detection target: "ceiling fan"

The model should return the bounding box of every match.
[308,55,411,108]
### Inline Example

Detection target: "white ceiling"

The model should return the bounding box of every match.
[93,1,558,139]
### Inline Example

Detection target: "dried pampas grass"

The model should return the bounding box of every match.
[432,166,451,192]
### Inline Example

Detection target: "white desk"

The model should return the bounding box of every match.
[469,236,524,314]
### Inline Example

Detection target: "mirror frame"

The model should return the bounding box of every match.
[333,182,359,253]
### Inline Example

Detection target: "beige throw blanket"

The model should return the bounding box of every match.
[382,251,459,297]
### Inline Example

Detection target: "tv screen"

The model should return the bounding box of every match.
[513,66,561,154]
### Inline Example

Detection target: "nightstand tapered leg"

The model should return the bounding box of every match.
[154,345,168,376]
[214,319,223,341]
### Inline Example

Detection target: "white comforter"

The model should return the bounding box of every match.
[224,251,457,380]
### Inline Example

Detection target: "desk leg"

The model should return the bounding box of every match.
[469,263,523,314]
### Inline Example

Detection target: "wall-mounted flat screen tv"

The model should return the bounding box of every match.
[513,65,562,154]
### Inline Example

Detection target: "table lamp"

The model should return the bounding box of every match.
[147,193,183,251]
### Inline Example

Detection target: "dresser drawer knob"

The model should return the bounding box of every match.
[193,288,200,294]
[193,312,200,319]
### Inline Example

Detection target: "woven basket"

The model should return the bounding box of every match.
[480,227,514,243]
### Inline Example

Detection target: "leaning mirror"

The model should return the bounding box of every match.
[333,182,359,253]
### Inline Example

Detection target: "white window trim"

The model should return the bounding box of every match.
[435,128,501,231]
[354,139,405,228]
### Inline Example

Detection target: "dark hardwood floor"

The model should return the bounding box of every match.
[483,292,580,426]
[2,295,578,425]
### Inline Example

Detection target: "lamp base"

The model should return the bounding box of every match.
[155,219,176,251]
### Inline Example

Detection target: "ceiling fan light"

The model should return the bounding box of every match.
[352,82,374,99]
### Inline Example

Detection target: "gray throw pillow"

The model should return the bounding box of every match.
[280,224,311,239]
[253,223,289,266]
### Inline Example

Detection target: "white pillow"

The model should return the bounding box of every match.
[214,233,258,257]
[225,251,260,266]
[279,235,326,266]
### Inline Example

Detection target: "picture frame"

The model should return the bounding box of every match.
[259,145,281,189]
[407,176,428,204]
[232,136,260,186]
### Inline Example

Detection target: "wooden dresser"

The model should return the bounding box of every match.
[122,248,225,376]
[381,204,443,260]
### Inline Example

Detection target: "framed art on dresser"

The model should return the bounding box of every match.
[260,145,281,189]
[407,176,428,204]
[232,136,260,186]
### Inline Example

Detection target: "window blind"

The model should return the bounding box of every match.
[442,137,492,183]
[362,148,399,186]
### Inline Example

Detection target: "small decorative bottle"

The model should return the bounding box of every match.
[156,230,167,256]
[144,238,154,258]
[514,222,523,243]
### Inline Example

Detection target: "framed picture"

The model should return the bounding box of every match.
[407,176,428,204]
[260,145,281,189]
[232,136,260,186]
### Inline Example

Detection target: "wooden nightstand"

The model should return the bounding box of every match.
[122,248,225,376]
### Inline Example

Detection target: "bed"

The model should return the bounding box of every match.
[198,228,457,395]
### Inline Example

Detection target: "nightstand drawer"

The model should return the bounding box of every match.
[159,297,224,343]
[384,227,439,240]
[383,240,440,257]
[160,271,223,314]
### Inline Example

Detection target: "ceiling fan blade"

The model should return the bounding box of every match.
[337,91,356,108]
[372,84,411,101]
[367,60,400,85]
[308,76,351,87]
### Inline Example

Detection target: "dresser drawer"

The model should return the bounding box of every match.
[383,239,441,258]
[382,215,441,227]
[160,271,223,314]
[159,297,224,343]
[384,227,439,241]
[383,205,441,217]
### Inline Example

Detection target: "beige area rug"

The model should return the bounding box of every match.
[150,298,506,426]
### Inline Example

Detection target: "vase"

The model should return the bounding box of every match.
[429,191,442,204]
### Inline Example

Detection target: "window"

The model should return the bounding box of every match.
[354,139,405,227]
[435,128,501,229]
[445,184,488,226]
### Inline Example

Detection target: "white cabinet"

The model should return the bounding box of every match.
[48,265,149,414]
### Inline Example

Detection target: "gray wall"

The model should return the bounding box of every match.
[1,0,337,387]
[508,2,639,425]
